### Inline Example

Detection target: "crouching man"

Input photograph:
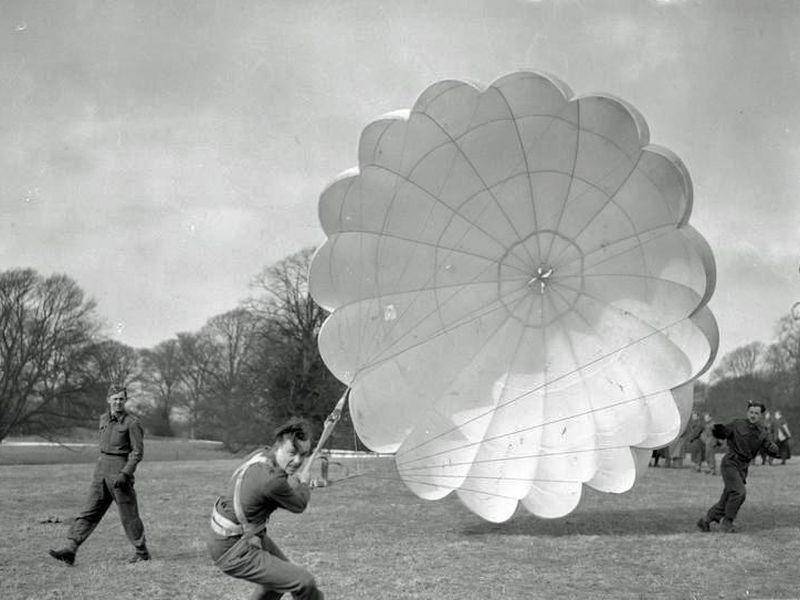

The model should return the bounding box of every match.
[207,417,324,600]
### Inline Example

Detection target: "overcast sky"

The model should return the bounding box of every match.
[1,0,798,365]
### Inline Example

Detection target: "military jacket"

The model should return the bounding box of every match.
[215,449,311,530]
[99,411,144,476]
[718,418,778,476]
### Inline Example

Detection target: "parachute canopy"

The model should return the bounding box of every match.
[309,71,718,522]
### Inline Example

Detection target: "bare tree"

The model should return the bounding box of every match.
[763,314,800,408]
[61,338,141,425]
[139,339,184,436]
[176,331,214,439]
[86,339,139,387]
[197,308,268,449]
[203,309,262,392]
[0,269,99,441]
[710,342,766,383]
[250,247,326,380]
[249,248,348,441]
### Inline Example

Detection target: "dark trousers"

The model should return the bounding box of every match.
[706,457,747,522]
[208,532,323,600]
[67,455,147,551]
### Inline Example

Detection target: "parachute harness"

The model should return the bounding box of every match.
[209,450,272,567]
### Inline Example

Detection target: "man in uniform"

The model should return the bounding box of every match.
[207,417,324,600]
[49,384,150,565]
[696,402,779,533]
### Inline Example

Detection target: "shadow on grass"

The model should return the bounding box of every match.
[462,504,800,537]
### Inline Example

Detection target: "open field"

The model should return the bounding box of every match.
[1,452,799,600]
[0,433,234,465]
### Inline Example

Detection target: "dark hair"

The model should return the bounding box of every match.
[273,417,312,444]
[107,384,128,399]
[748,402,766,414]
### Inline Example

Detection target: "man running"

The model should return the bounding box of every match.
[697,402,779,533]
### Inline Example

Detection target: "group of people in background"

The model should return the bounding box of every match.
[756,410,793,465]
[650,408,792,474]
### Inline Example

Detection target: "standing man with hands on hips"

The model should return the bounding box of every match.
[49,384,150,565]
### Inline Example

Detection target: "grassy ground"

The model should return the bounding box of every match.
[0,436,232,465]
[1,453,798,600]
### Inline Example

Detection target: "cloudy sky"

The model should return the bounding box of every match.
[1,0,798,364]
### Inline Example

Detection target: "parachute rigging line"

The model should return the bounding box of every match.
[309,71,718,521]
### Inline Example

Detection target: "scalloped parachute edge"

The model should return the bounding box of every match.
[309,70,718,522]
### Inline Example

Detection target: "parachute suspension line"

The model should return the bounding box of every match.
[298,388,349,482]
[345,276,529,392]
[310,72,717,521]
[545,132,645,267]
[362,120,581,371]
[395,388,670,471]
[553,221,673,274]
[357,224,680,385]
[398,441,643,474]
[409,110,540,264]
[343,227,684,401]
[396,447,651,500]
[394,296,695,471]
[394,311,692,465]
[398,469,606,499]
[398,474,587,503]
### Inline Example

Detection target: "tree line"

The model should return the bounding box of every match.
[701,313,800,442]
[0,248,350,451]
[2,250,799,450]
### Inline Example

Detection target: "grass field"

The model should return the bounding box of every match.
[0,436,231,465]
[1,448,798,600]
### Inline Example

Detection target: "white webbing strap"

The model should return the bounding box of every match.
[232,450,270,536]
[208,450,271,539]
[210,504,243,537]
[298,389,349,481]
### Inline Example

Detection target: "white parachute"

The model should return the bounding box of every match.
[309,71,718,522]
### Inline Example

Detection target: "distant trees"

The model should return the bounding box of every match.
[139,339,184,437]
[706,341,770,419]
[709,342,765,383]
[705,314,800,441]
[175,332,213,439]
[764,314,800,421]
[76,339,140,420]
[0,269,100,442]
[128,248,349,451]
[248,248,346,437]
[193,308,268,449]
[4,258,797,454]
[0,258,351,449]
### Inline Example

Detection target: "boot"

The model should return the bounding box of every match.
[49,540,77,566]
[695,517,710,532]
[720,519,736,533]
[129,546,151,563]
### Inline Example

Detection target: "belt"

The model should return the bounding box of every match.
[210,505,244,537]
[101,451,129,457]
